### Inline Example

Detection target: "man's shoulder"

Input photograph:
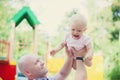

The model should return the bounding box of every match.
[35,76,55,80]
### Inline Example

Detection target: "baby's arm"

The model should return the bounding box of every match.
[50,42,65,56]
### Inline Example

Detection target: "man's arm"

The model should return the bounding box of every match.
[54,45,73,80]
[74,60,87,80]
[71,47,88,80]
[71,47,87,70]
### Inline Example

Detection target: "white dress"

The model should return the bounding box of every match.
[63,33,91,51]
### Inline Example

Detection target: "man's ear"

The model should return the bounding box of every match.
[23,70,32,77]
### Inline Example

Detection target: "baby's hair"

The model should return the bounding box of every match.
[69,14,87,28]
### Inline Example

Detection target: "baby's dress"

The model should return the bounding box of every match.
[63,34,91,51]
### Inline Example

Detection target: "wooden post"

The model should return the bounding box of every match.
[46,42,49,62]
[9,22,15,62]
[33,25,38,54]
[118,31,120,44]
[45,41,51,64]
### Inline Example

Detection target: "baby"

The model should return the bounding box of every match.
[50,14,93,67]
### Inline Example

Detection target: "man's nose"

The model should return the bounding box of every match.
[40,62,45,66]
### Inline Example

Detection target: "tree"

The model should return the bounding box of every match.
[0,0,15,40]
[111,0,120,42]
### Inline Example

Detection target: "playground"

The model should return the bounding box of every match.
[0,0,120,80]
[0,5,103,80]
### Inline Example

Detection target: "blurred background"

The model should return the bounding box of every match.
[0,0,120,80]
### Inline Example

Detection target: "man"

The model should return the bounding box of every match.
[18,45,74,80]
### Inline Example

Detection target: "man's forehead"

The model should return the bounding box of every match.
[24,54,39,63]
[25,54,38,58]
[28,55,39,60]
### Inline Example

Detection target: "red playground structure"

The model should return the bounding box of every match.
[0,5,40,80]
[0,40,16,80]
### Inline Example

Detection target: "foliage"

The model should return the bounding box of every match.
[97,1,120,80]
[109,0,120,42]
[109,65,120,80]
[111,0,120,21]
[0,0,15,40]
[85,0,120,80]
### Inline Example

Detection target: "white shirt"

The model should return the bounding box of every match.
[35,76,55,80]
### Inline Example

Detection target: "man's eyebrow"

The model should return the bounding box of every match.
[34,58,39,64]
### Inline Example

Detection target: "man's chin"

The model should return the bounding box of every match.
[45,69,48,75]
[39,70,48,78]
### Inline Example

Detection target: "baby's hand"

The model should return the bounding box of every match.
[50,50,56,56]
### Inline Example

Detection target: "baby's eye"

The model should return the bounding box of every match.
[77,30,81,32]
[72,29,75,31]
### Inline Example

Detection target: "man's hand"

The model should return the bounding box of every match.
[71,47,86,70]
[55,43,73,80]
[71,47,86,57]
[84,54,93,59]
[64,44,73,58]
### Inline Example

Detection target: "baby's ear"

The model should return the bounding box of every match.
[84,28,87,31]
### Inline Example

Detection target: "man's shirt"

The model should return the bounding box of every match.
[35,76,55,80]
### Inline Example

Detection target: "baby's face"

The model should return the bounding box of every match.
[70,23,86,39]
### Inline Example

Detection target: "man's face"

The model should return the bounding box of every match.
[27,55,48,78]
